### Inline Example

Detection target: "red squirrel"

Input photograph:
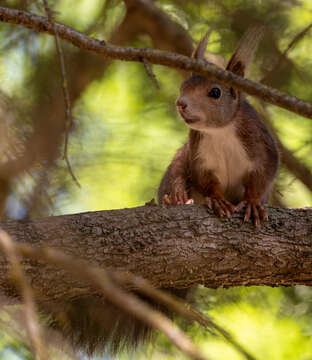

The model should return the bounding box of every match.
[51,29,279,357]
[158,28,279,226]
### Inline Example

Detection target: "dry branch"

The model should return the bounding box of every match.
[262,22,312,83]
[112,272,256,360]
[11,241,210,360]
[258,102,312,192]
[280,145,312,190]
[142,58,160,89]
[0,229,49,360]
[1,7,312,119]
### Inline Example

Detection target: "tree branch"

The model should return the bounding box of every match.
[122,0,193,56]
[1,7,312,119]
[0,205,311,304]
[279,142,312,191]
[261,22,312,83]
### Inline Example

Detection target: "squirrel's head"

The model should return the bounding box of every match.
[176,27,264,131]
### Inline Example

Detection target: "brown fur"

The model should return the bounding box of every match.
[49,288,189,356]
[158,97,279,207]
[159,27,279,225]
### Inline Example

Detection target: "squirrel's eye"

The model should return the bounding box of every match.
[207,87,221,99]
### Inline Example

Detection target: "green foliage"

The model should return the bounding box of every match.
[0,0,311,359]
[59,61,186,212]
[0,331,32,360]
[139,287,312,359]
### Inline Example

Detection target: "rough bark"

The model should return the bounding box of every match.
[0,205,311,305]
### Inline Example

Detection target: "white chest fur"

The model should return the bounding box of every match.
[196,124,253,200]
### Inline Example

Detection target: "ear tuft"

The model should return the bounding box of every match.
[192,29,213,60]
[226,26,265,77]
[230,61,245,77]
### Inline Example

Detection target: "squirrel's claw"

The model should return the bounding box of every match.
[205,196,235,218]
[163,192,194,205]
[235,200,268,227]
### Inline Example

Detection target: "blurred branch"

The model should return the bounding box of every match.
[0,229,49,360]
[270,182,286,208]
[258,102,312,192]
[142,58,160,89]
[113,272,256,360]
[1,7,312,120]
[0,315,33,353]
[0,0,190,190]
[11,241,210,360]
[0,178,9,219]
[123,0,193,56]
[0,3,147,208]
[280,144,312,191]
[42,0,80,188]
[86,0,114,36]
[262,22,312,83]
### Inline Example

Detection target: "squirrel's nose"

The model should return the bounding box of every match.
[176,98,187,110]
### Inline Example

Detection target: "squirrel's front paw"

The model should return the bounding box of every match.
[205,196,235,218]
[162,191,194,205]
[235,200,268,227]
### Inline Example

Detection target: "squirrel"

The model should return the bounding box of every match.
[158,27,279,226]
[49,28,279,357]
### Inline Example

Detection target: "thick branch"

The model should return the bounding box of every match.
[0,205,311,304]
[1,7,312,119]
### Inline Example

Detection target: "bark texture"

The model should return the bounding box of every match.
[0,205,311,304]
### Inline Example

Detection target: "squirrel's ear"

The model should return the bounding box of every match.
[192,29,213,60]
[226,26,265,77]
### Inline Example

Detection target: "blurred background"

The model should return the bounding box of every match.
[0,0,312,359]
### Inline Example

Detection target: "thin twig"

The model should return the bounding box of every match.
[64,156,80,188]
[13,243,210,360]
[0,229,49,360]
[24,165,54,218]
[142,58,160,89]
[42,0,80,188]
[1,7,312,119]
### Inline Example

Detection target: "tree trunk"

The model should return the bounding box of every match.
[0,204,311,304]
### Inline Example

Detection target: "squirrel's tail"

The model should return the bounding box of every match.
[47,288,189,356]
